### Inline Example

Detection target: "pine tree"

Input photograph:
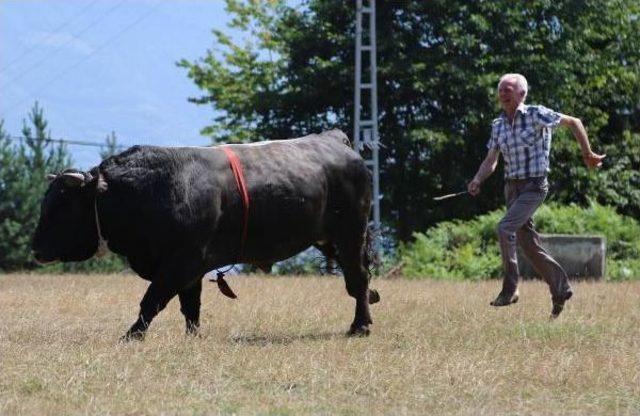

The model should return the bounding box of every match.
[100,131,120,159]
[0,102,71,271]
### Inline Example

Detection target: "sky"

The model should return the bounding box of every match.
[0,0,235,169]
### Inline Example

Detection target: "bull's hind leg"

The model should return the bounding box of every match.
[316,241,379,303]
[178,277,203,335]
[336,234,373,336]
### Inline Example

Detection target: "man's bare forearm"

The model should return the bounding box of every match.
[567,117,592,155]
[473,157,498,183]
[469,149,500,195]
[560,115,606,168]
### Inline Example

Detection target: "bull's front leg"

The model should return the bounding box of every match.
[122,279,178,341]
[178,278,203,335]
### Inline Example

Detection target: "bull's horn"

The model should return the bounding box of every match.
[46,174,57,181]
[61,172,86,187]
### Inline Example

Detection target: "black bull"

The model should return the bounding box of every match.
[32,129,380,339]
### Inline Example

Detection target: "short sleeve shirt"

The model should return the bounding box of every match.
[487,104,562,179]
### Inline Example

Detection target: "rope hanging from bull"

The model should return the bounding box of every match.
[208,146,251,299]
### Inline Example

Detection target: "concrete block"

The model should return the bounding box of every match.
[518,234,606,280]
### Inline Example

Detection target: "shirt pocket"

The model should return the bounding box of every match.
[519,127,538,147]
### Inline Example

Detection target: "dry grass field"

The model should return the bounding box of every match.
[1,273,639,415]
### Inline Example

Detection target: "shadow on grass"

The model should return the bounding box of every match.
[230,331,344,346]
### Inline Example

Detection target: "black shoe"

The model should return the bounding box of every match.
[490,291,519,307]
[550,289,574,319]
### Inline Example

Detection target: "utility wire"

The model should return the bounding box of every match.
[0,0,101,74]
[0,0,128,89]
[5,134,128,150]
[5,1,163,111]
[5,135,209,151]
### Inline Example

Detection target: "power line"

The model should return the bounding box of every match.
[5,134,211,151]
[0,0,101,74]
[0,0,128,89]
[5,134,127,150]
[5,1,163,111]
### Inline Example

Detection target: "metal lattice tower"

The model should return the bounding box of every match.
[353,0,380,250]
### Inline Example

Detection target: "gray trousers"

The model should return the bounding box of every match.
[497,177,570,300]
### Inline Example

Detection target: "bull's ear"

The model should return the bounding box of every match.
[46,174,57,182]
[86,169,108,193]
[61,172,86,188]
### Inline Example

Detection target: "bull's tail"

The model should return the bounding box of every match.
[364,224,381,304]
[363,224,374,277]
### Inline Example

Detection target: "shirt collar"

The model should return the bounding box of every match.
[500,103,528,120]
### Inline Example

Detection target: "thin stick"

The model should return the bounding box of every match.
[432,191,468,201]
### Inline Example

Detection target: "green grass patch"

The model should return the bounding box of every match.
[400,202,640,280]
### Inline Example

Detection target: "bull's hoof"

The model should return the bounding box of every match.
[185,325,201,337]
[120,330,145,342]
[347,325,371,337]
[490,292,519,307]
[368,289,380,304]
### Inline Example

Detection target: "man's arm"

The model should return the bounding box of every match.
[558,115,606,168]
[468,148,500,196]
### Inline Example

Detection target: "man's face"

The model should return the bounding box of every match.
[497,78,524,113]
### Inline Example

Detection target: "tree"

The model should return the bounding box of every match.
[0,102,71,271]
[0,105,128,272]
[100,131,120,159]
[180,0,640,240]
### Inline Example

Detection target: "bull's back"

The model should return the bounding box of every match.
[216,130,370,261]
[98,131,370,265]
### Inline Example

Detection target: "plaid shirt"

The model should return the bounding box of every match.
[487,104,562,179]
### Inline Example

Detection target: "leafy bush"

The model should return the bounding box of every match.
[400,202,640,281]
[35,253,129,274]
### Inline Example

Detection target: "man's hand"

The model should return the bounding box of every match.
[468,178,481,196]
[583,151,606,169]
